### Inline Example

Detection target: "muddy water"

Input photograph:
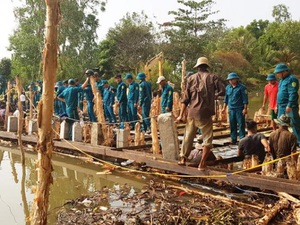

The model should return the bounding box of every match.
[0,146,145,225]
[0,94,265,225]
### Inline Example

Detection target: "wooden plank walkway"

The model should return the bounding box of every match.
[0,131,300,195]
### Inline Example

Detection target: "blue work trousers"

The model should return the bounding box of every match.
[229,109,245,143]
[119,102,128,128]
[87,101,97,122]
[278,106,300,145]
[142,102,151,131]
[128,102,138,129]
[104,104,116,123]
[59,101,66,115]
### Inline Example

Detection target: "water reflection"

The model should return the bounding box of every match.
[0,146,145,225]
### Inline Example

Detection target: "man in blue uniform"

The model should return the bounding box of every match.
[83,69,97,122]
[56,81,66,115]
[157,75,173,114]
[102,80,116,123]
[94,72,104,96]
[137,72,152,132]
[114,74,127,128]
[274,63,300,145]
[34,81,43,106]
[57,79,82,120]
[222,72,248,144]
[125,73,139,129]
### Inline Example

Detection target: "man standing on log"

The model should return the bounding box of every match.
[114,74,128,129]
[262,73,278,131]
[137,72,152,133]
[176,57,225,170]
[274,63,300,146]
[125,73,139,130]
[157,75,173,114]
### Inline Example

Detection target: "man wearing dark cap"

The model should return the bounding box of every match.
[238,120,269,164]
[274,63,300,146]
[176,57,225,170]
[125,73,139,129]
[262,73,278,130]
[114,74,128,128]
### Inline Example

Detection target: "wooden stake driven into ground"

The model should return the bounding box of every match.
[16,76,25,165]
[150,96,160,154]
[4,81,11,130]
[89,76,109,146]
[181,59,186,96]
[30,1,60,225]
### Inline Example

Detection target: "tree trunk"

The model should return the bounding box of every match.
[89,76,108,145]
[16,76,25,165]
[29,87,34,119]
[30,1,60,224]
[181,59,186,96]
[4,81,11,130]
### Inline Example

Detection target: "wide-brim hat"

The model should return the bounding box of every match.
[137,72,146,80]
[274,114,292,127]
[266,73,276,81]
[156,75,166,84]
[226,72,239,80]
[124,73,133,80]
[193,57,209,68]
[274,63,290,74]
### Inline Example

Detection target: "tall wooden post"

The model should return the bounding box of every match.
[30,1,60,225]
[16,76,25,165]
[29,87,33,119]
[89,76,109,145]
[181,59,186,96]
[4,81,11,130]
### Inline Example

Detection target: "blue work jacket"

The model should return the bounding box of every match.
[116,81,127,103]
[161,84,173,112]
[139,80,152,106]
[224,83,248,110]
[128,81,139,104]
[277,74,299,108]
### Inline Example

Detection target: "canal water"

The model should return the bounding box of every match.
[0,146,145,225]
[0,94,265,224]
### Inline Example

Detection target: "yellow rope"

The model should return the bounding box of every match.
[51,128,300,179]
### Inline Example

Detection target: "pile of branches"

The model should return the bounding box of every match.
[56,180,276,225]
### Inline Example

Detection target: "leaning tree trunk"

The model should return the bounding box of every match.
[4,81,11,130]
[30,1,60,225]
[16,76,25,165]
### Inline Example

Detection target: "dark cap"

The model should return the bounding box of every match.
[114,74,122,79]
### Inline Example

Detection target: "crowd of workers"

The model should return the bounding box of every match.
[177,57,300,171]
[52,70,174,132]
[3,56,299,172]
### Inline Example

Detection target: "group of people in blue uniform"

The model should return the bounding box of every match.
[222,63,300,146]
[53,69,174,132]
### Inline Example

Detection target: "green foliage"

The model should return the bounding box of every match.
[9,0,106,84]
[98,12,156,77]
[160,0,226,69]
[0,58,12,79]
[246,19,269,39]
[272,4,291,23]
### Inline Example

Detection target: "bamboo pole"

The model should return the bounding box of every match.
[181,59,186,96]
[16,76,25,165]
[30,1,60,224]
[29,86,33,119]
[4,81,11,130]
[256,198,289,225]
[150,98,159,155]
[134,122,141,146]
